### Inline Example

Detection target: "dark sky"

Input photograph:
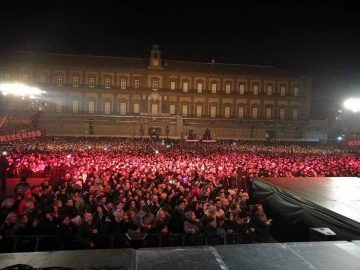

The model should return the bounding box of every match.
[1,1,360,119]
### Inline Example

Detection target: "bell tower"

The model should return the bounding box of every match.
[148,44,163,69]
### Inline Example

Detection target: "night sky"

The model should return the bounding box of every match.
[1,1,360,119]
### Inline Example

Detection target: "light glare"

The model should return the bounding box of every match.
[0,83,45,98]
[343,98,360,113]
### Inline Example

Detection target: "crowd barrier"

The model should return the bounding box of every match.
[1,233,244,253]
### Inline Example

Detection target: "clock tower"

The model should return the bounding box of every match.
[148,44,163,69]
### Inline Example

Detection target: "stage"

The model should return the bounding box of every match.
[1,241,360,269]
[251,177,360,241]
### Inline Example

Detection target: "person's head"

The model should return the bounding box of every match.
[21,214,29,224]
[62,215,71,226]
[185,210,194,220]
[157,209,166,220]
[5,212,17,225]
[215,198,222,209]
[66,199,74,207]
[208,218,217,228]
[55,200,63,208]
[1,197,14,208]
[84,212,93,223]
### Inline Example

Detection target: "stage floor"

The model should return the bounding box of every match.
[1,242,360,270]
[260,177,360,224]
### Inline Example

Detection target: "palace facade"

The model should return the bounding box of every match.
[0,45,314,140]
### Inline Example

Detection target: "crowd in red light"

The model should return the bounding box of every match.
[0,138,359,251]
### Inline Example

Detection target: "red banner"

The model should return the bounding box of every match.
[347,139,360,147]
[0,130,44,143]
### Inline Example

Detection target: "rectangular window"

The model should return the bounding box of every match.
[197,82,203,93]
[196,105,202,117]
[224,107,230,118]
[133,103,140,114]
[211,83,217,94]
[238,107,244,118]
[120,103,127,115]
[152,80,159,90]
[183,82,189,92]
[56,99,63,113]
[280,108,285,120]
[253,85,258,95]
[294,87,299,96]
[151,103,158,114]
[170,81,176,90]
[239,84,245,95]
[225,84,231,94]
[134,79,140,88]
[73,76,79,87]
[292,108,298,120]
[267,85,272,95]
[40,74,46,83]
[210,106,217,118]
[169,104,176,115]
[266,107,272,119]
[182,104,188,116]
[104,101,111,115]
[88,100,95,114]
[72,100,79,114]
[56,75,63,87]
[89,77,95,88]
[120,78,127,89]
[105,78,111,88]
[280,86,286,96]
[252,107,258,119]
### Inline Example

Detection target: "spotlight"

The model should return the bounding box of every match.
[337,136,343,141]
[343,98,360,113]
[88,146,92,149]
[166,145,171,148]
[155,150,159,154]
[104,147,108,151]
[66,154,72,158]
[1,151,7,156]
[0,83,45,98]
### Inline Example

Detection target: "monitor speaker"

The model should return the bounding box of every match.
[309,228,336,241]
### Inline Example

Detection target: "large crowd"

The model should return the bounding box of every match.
[0,138,359,251]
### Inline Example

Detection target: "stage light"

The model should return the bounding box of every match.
[0,83,45,98]
[343,98,360,113]
[104,147,108,151]
[88,146,92,149]
[1,151,7,156]
[155,150,159,154]
[337,136,343,141]
[166,145,171,148]
[66,154,72,158]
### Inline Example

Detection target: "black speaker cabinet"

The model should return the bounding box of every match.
[309,228,336,241]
